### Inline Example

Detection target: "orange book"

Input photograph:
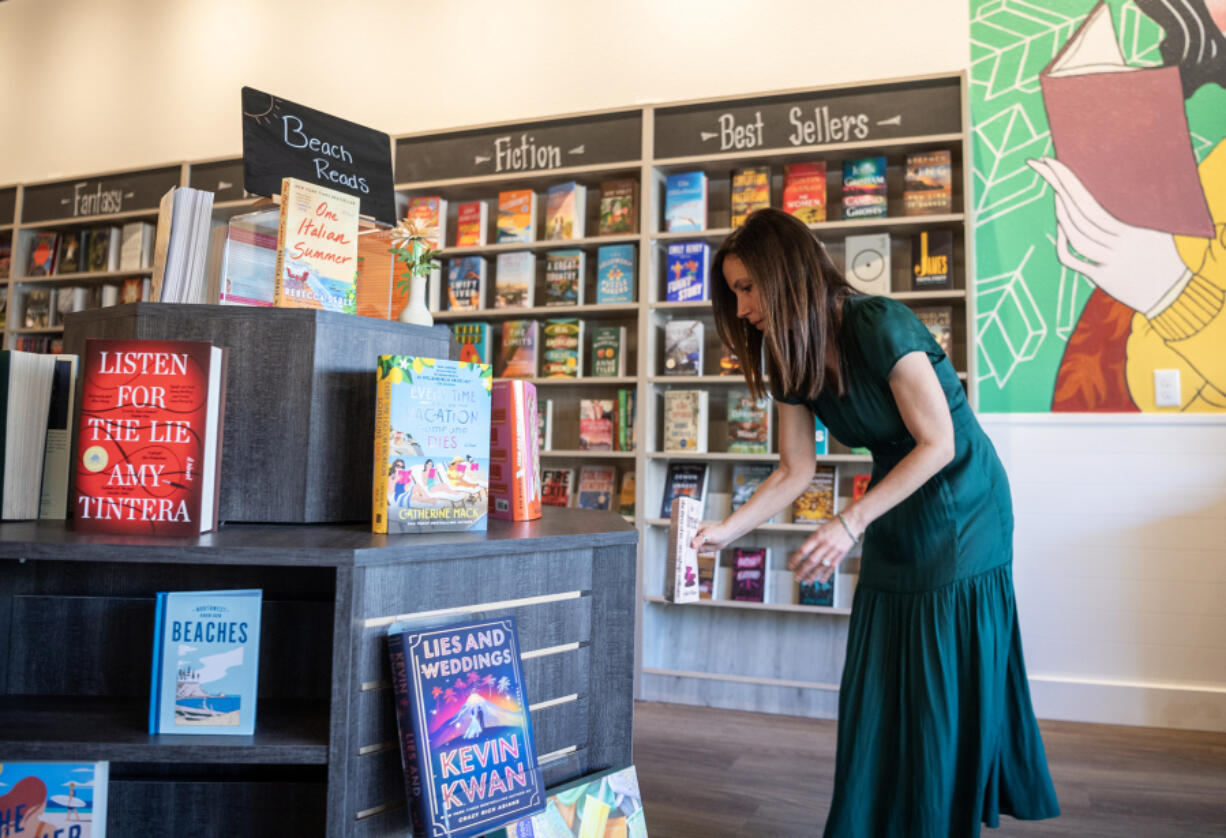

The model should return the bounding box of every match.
[489,380,542,521]
[354,223,396,319]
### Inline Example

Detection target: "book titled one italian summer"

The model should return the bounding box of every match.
[273,177,359,312]
[373,357,492,534]
[387,616,545,838]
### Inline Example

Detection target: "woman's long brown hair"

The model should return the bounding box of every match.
[710,208,857,403]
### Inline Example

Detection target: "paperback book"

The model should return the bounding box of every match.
[800,575,836,607]
[793,464,837,522]
[544,249,584,306]
[911,230,953,289]
[220,207,279,307]
[852,473,871,501]
[730,166,771,227]
[0,350,57,520]
[596,244,636,304]
[489,380,541,522]
[38,355,79,520]
[579,399,615,450]
[663,390,708,453]
[731,463,773,512]
[726,387,771,454]
[730,547,767,602]
[273,177,359,312]
[663,319,704,375]
[495,251,536,308]
[487,765,646,838]
[599,178,639,234]
[23,289,51,328]
[915,305,954,357]
[664,171,708,232]
[590,326,627,378]
[57,231,83,274]
[542,468,574,507]
[541,318,583,378]
[783,161,827,222]
[616,388,636,452]
[86,227,120,273]
[842,156,888,219]
[0,762,109,837]
[407,195,449,249]
[449,256,488,311]
[844,233,891,295]
[452,322,491,365]
[538,399,553,451]
[577,464,617,510]
[666,495,703,603]
[664,241,710,303]
[544,181,586,240]
[814,416,829,456]
[659,462,708,518]
[455,200,489,247]
[121,221,156,270]
[903,150,952,216]
[27,232,59,276]
[500,320,540,379]
[498,189,538,243]
[619,469,636,516]
[698,551,718,599]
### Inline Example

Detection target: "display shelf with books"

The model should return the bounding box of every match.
[643,595,851,616]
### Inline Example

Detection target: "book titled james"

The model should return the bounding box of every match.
[543,249,584,306]
[914,305,954,357]
[274,177,359,312]
[500,320,540,379]
[664,171,708,232]
[591,326,627,377]
[903,151,952,216]
[372,357,492,534]
[842,157,888,219]
[731,547,767,602]
[664,319,704,375]
[452,322,492,365]
[407,195,449,249]
[727,387,771,454]
[489,380,541,522]
[495,251,536,308]
[0,762,109,836]
[449,256,488,311]
[149,588,262,735]
[74,339,226,536]
[577,464,617,511]
[844,233,891,295]
[579,399,615,450]
[659,461,708,518]
[730,166,771,227]
[793,464,837,522]
[663,390,708,453]
[542,468,573,507]
[544,181,587,240]
[596,244,636,304]
[783,161,827,222]
[455,200,489,247]
[666,495,703,603]
[599,178,639,234]
[498,189,538,243]
[387,617,545,838]
[541,318,583,378]
[664,241,710,303]
[911,229,953,289]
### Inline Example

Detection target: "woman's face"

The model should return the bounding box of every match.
[724,255,764,331]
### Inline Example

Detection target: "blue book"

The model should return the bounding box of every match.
[665,242,710,302]
[387,616,545,838]
[148,589,262,735]
[800,575,835,607]
[842,156,888,219]
[452,322,491,366]
[596,244,636,304]
[814,416,829,455]
[0,762,109,836]
[664,171,708,232]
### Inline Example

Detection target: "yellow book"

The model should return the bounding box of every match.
[273,177,360,311]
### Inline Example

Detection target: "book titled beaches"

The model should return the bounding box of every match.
[74,339,226,536]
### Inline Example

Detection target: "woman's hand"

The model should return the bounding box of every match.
[691,522,734,553]
[787,518,854,584]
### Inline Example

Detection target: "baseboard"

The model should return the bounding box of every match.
[1029,675,1226,732]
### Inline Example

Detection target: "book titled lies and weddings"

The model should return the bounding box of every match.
[495,251,536,308]
[0,762,109,836]
[664,171,708,232]
[544,181,586,240]
[663,390,708,453]
[149,588,262,735]
[726,386,771,454]
[372,357,492,534]
[842,157,888,219]
[273,177,359,312]
[844,233,891,295]
[664,241,710,303]
[498,189,538,243]
[596,244,636,304]
[500,320,540,379]
[449,256,488,311]
[544,249,584,306]
[666,495,703,603]
[783,161,827,222]
[74,339,226,536]
[541,467,573,507]
[577,464,617,510]
[659,462,708,518]
[386,617,545,838]
[903,151,952,216]
[729,166,771,227]
[541,318,583,378]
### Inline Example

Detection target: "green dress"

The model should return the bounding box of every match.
[785,296,1059,837]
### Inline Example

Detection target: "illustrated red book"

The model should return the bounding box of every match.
[74,338,226,535]
[1039,2,1213,238]
[489,380,542,521]
[783,162,827,223]
[852,473,870,502]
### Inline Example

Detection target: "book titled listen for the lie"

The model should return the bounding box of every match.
[149,589,262,735]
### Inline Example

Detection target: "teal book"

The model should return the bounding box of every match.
[148,589,262,735]
[0,762,109,836]
[596,244,636,304]
[842,156,888,219]
[815,416,829,455]
[452,322,491,366]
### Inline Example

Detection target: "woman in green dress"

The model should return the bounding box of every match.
[692,209,1060,836]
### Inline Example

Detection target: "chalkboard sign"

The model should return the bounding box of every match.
[0,187,15,225]
[241,87,396,225]
[189,159,249,203]
[395,110,642,184]
[654,76,962,160]
[20,166,182,225]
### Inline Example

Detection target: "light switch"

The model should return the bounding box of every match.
[1154,369,1182,407]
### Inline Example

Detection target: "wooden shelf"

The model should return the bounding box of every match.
[644,517,824,533]
[14,269,153,284]
[650,132,965,170]
[649,214,966,245]
[395,160,644,192]
[438,233,638,257]
[19,207,162,228]
[542,449,635,459]
[432,303,638,322]
[643,595,850,616]
[648,375,748,384]
[10,326,64,334]
[496,376,636,386]
[893,289,967,301]
[646,452,871,464]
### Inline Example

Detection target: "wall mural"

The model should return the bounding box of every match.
[970,0,1226,412]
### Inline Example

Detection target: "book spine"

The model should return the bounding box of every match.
[0,353,8,513]
[387,631,429,835]
[272,179,291,306]
[148,592,166,734]
[372,360,392,533]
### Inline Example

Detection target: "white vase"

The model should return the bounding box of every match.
[398,274,433,326]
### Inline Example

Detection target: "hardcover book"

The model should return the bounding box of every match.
[599,178,639,234]
[577,464,617,510]
[800,575,836,607]
[541,318,583,378]
[903,150,952,216]
[455,200,489,247]
[407,195,449,249]
[719,347,742,376]
[844,233,891,295]
[842,156,888,219]
[727,387,771,454]
[500,320,540,378]
[579,399,615,450]
[74,339,226,536]
[120,221,156,270]
[730,547,767,602]
[372,357,492,534]
[149,589,262,735]
[596,244,636,304]
[783,161,827,222]
[57,231,83,274]
[221,207,279,307]
[0,350,57,521]
[544,181,587,240]
[38,355,79,520]
[814,416,829,456]
[452,322,492,365]
[86,227,120,273]
[659,462,708,518]
[27,231,59,276]
[663,319,704,376]
[544,249,584,306]
[698,551,718,599]
[911,230,953,289]
[449,256,488,311]
[489,380,541,522]
[666,495,703,603]
[487,765,646,838]
[590,326,627,378]
[915,305,954,357]
[0,762,109,836]
[664,241,710,303]
[663,389,708,453]
[793,464,837,522]
[386,617,545,838]
[495,251,536,308]
[273,177,359,312]
[352,221,397,319]
[619,469,636,516]
[852,473,871,502]
[664,171,708,232]
[616,388,636,452]
[541,468,573,507]
[730,166,771,227]
[498,189,538,243]
[731,463,773,512]
[22,288,51,328]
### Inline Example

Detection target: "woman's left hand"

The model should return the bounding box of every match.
[787,518,854,584]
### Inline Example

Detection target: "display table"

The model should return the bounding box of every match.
[0,508,637,837]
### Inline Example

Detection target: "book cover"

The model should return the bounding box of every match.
[544,181,586,240]
[221,207,279,307]
[407,195,448,249]
[783,161,827,223]
[599,178,639,235]
[664,241,710,303]
[74,339,226,536]
[541,468,573,507]
[852,473,871,502]
[911,229,953,289]
[500,320,540,379]
[495,251,536,308]
[352,221,396,319]
[590,326,626,378]
[455,200,488,247]
[659,462,708,518]
[663,319,704,376]
[372,357,492,534]
[452,322,492,365]
[120,221,156,270]
[663,389,708,453]
[86,227,119,273]
[730,463,773,512]
[730,166,771,227]
[537,399,553,452]
[0,233,11,279]
[664,171,707,232]
[914,305,954,357]
[27,231,59,276]
[498,189,537,243]
[842,157,888,219]
[814,416,829,456]
[697,551,718,599]
[386,617,545,838]
[726,387,771,454]
[486,765,646,838]
[719,347,742,376]
[596,244,636,304]
[541,318,583,378]
[449,256,487,311]
[844,233,891,295]
[666,495,703,603]
[23,288,51,328]
[38,355,78,520]
[577,464,617,510]
[579,399,615,450]
[0,350,56,521]
[120,277,142,304]
[616,387,636,452]
[544,249,584,306]
[489,380,542,522]
[273,177,359,312]
[903,150,952,216]
[793,464,837,522]
[799,575,836,607]
[148,589,262,735]
[730,547,767,602]
[619,469,636,516]
[57,231,83,274]
[0,762,108,836]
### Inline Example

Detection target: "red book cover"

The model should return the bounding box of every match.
[489,380,542,521]
[74,339,226,536]
[783,162,827,223]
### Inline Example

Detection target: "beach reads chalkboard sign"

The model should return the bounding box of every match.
[241,87,395,225]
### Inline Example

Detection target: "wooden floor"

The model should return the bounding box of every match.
[632,701,1226,837]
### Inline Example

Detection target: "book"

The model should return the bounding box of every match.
[698,550,718,599]
[151,186,215,304]
[659,462,708,518]
[495,251,536,308]
[455,200,489,247]
[38,355,78,520]
[727,387,771,454]
[619,469,636,516]
[544,181,586,240]
[793,464,837,522]
[842,156,888,219]
[814,416,829,456]
[0,233,10,278]
[591,325,627,377]
[452,322,492,365]
[74,339,226,535]
[541,317,583,378]
[57,231,84,274]
[730,166,771,227]
[599,178,639,234]
[719,346,742,376]
[406,195,448,248]
[800,575,836,607]
[731,463,773,512]
[219,206,279,307]
[0,350,57,520]
[86,227,121,273]
[27,231,59,276]
[386,616,544,838]
[541,468,573,507]
[852,473,871,501]
[448,255,488,311]
[120,221,156,270]
[577,464,617,510]
[844,233,891,295]
[120,277,143,304]
[596,244,636,304]
[273,177,359,312]
[1039,2,1213,238]
[664,171,708,232]
[500,320,540,378]
[497,189,537,243]
[489,380,542,521]
[537,398,553,451]
[730,547,767,602]
[915,305,954,356]
[487,765,645,838]
[783,161,827,222]
[664,241,710,303]
[666,495,703,603]
[543,249,584,306]
[0,762,109,836]
[663,319,704,375]
[579,399,615,450]
[373,357,492,533]
[663,389,708,453]
[616,387,636,452]
[911,229,954,290]
[903,150,952,216]
[23,288,51,328]
[148,589,262,735]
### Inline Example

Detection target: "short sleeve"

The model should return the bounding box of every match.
[848,296,945,381]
